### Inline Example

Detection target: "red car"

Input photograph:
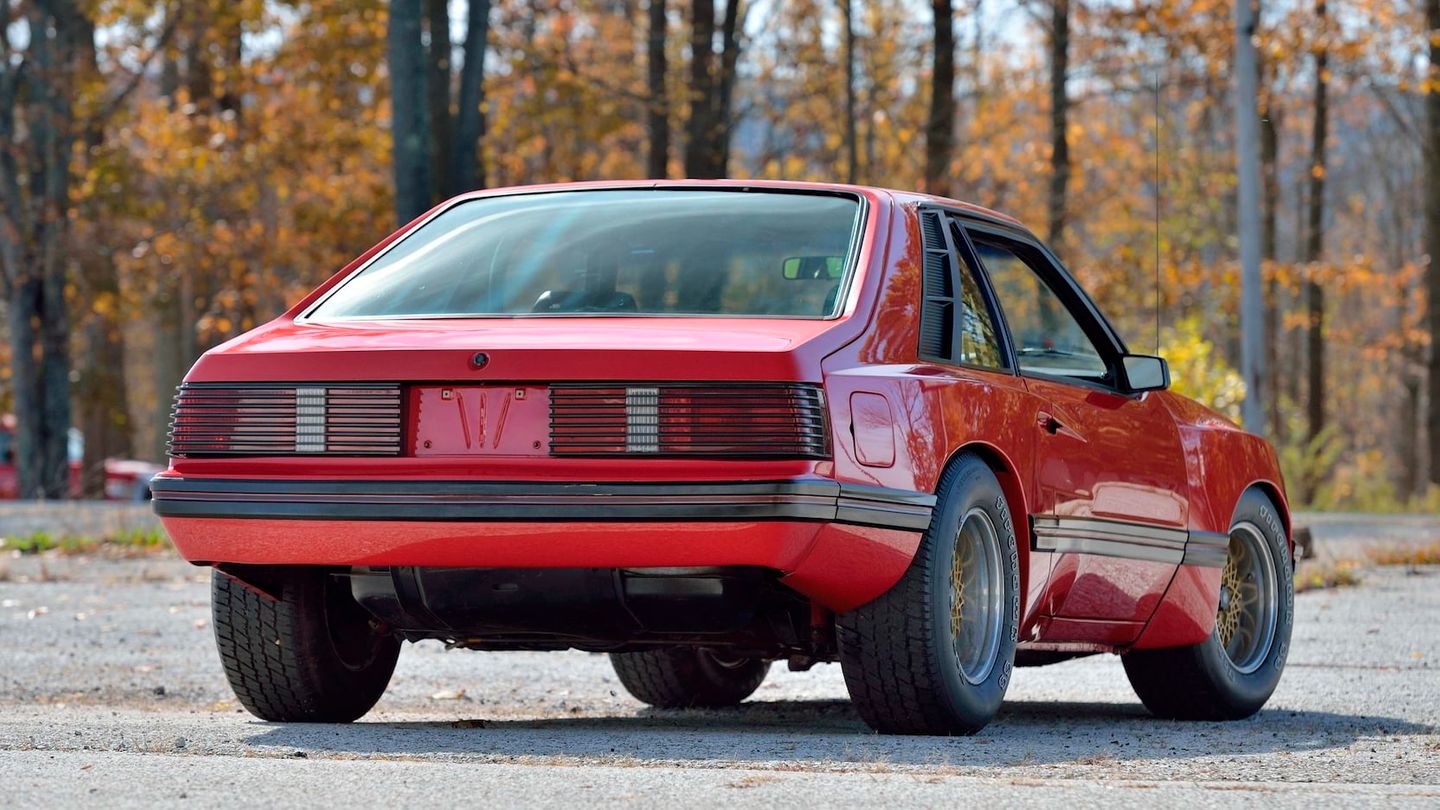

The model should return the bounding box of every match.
[154,181,1293,735]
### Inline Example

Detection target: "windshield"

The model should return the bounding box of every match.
[307,189,862,320]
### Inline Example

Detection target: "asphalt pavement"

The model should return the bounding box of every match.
[0,537,1436,807]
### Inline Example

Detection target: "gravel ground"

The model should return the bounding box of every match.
[0,549,1437,807]
[0,502,159,539]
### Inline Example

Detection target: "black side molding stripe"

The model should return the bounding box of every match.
[836,484,935,531]
[152,477,936,532]
[1031,515,1229,568]
[1182,530,1231,568]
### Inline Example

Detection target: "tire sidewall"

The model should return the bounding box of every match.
[1198,489,1294,710]
[927,457,1021,727]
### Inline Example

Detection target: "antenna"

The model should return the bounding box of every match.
[1153,70,1162,356]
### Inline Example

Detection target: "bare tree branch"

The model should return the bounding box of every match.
[91,3,181,126]
[1361,76,1422,150]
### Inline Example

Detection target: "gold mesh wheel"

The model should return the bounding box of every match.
[1215,522,1279,674]
[949,508,1004,685]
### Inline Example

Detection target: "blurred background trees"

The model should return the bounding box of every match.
[0,0,1437,510]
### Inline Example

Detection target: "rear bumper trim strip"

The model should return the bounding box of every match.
[151,477,936,531]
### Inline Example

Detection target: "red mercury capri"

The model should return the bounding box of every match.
[154,181,1293,735]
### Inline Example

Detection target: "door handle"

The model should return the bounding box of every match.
[1037,412,1063,435]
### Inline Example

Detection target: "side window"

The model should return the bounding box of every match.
[950,224,1005,368]
[971,237,1109,383]
[917,211,1005,370]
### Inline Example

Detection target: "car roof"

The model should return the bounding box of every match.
[447,179,1026,228]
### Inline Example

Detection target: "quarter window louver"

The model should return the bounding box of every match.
[919,210,956,361]
[549,384,829,459]
[168,384,403,457]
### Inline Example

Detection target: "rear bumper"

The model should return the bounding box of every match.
[153,477,934,611]
[150,477,935,531]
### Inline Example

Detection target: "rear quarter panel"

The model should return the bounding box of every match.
[820,202,1049,625]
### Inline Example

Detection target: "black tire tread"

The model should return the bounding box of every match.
[1122,489,1294,721]
[836,456,1010,735]
[212,570,398,722]
[1122,642,1230,720]
[610,648,768,709]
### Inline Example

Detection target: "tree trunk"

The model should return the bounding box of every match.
[842,0,859,184]
[4,279,43,496]
[78,314,132,496]
[713,0,741,177]
[388,0,433,225]
[1046,0,1070,250]
[1425,0,1440,487]
[1260,99,1281,437]
[1401,366,1421,499]
[647,0,669,178]
[0,2,90,498]
[426,0,453,200]
[39,194,73,499]
[151,301,182,460]
[183,11,211,107]
[1235,0,1266,433]
[452,0,491,194]
[684,0,716,178]
[1304,0,1329,452]
[924,0,955,196]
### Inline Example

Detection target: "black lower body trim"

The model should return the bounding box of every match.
[151,477,935,532]
[1032,515,1228,568]
[1181,530,1231,568]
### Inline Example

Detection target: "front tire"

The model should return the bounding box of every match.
[610,648,770,708]
[837,454,1021,735]
[212,568,400,722]
[1122,489,1294,720]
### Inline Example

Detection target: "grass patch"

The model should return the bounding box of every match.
[1366,541,1440,567]
[1,527,171,557]
[1293,559,1362,593]
[105,527,170,550]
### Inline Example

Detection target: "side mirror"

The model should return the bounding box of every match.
[1120,354,1169,393]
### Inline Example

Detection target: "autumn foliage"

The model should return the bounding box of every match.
[0,0,1437,509]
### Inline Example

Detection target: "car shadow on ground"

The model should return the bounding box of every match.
[246,698,1434,770]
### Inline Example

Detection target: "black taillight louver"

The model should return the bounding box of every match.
[549,383,829,459]
[168,383,402,457]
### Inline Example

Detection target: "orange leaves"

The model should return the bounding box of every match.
[93,1,392,357]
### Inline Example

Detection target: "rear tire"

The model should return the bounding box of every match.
[212,568,400,722]
[610,648,769,708]
[1122,489,1294,720]
[837,454,1021,735]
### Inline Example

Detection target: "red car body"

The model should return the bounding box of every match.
[155,180,1289,675]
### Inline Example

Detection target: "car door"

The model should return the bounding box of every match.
[960,223,1189,635]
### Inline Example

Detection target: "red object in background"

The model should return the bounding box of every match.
[153,179,1290,657]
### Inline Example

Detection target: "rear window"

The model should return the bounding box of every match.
[307,189,862,320]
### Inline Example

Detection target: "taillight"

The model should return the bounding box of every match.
[548,383,830,459]
[168,384,402,457]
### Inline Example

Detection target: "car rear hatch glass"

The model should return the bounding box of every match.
[304,189,862,321]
